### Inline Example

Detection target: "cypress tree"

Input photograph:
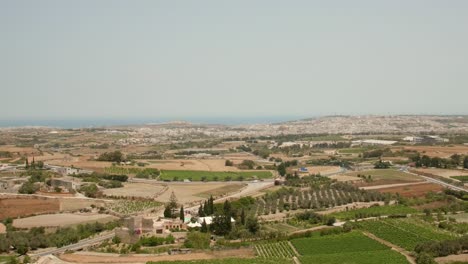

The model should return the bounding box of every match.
[198,204,205,217]
[180,206,184,221]
[240,208,246,225]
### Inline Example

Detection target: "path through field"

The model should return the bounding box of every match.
[362,231,415,264]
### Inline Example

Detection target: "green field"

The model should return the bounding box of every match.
[300,250,409,264]
[330,205,418,220]
[291,232,408,264]
[451,176,468,182]
[255,241,296,259]
[359,218,455,251]
[147,258,293,264]
[346,169,422,182]
[159,170,272,181]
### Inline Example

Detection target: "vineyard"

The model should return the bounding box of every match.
[148,258,294,264]
[255,241,296,259]
[291,232,409,264]
[358,218,456,251]
[252,183,385,216]
[107,199,162,215]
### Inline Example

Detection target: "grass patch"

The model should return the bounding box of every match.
[159,170,272,181]
[300,250,409,264]
[330,205,418,220]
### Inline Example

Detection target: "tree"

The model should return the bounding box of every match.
[200,220,208,233]
[225,160,233,166]
[464,156,468,169]
[163,205,172,218]
[180,206,184,221]
[277,163,286,176]
[25,158,29,169]
[198,204,205,217]
[97,151,124,162]
[450,154,462,165]
[169,191,178,209]
[240,208,246,226]
[18,182,38,194]
[416,253,437,264]
[79,184,99,198]
[246,217,259,234]
[184,231,210,249]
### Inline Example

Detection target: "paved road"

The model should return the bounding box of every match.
[401,167,467,192]
[29,232,115,257]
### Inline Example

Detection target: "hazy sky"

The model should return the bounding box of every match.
[1,1,468,120]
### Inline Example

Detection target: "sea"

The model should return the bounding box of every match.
[0,116,308,129]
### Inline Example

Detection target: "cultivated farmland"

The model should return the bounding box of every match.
[330,205,418,220]
[291,232,409,264]
[255,241,296,259]
[347,169,423,186]
[159,170,272,181]
[358,218,456,251]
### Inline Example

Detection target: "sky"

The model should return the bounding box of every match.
[1,0,468,122]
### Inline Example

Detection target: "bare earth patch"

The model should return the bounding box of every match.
[13,213,117,228]
[376,183,444,198]
[59,248,255,263]
[155,182,245,205]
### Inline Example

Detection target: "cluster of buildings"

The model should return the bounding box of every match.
[403,135,449,144]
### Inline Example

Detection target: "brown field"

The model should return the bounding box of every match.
[59,248,255,263]
[412,201,450,211]
[155,182,245,205]
[0,195,106,220]
[376,183,444,197]
[59,197,106,211]
[411,168,468,180]
[12,213,117,229]
[103,183,166,198]
[398,145,468,158]
[0,195,60,220]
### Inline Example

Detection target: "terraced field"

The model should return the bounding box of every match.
[291,232,409,264]
[359,218,455,251]
[255,241,296,259]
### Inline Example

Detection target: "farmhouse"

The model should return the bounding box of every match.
[197,216,235,225]
[49,178,81,192]
[0,177,28,193]
[46,165,93,176]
